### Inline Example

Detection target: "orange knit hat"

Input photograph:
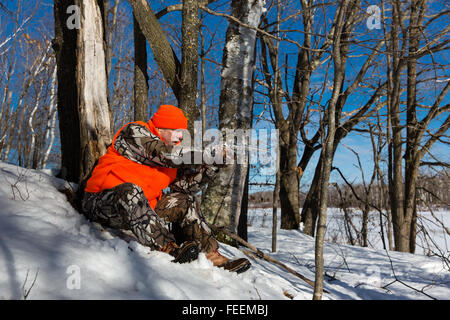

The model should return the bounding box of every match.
[151,105,188,130]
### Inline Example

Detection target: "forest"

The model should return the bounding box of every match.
[0,0,448,300]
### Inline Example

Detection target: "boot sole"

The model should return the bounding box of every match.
[221,258,252,274]
[172,244,200,264]
[233,262,251,274]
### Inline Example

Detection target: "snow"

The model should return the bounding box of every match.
[0,161,449,300]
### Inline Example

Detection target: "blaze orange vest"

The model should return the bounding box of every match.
[85,120,178,209]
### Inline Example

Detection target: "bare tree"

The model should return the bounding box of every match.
[383,0,450,253]
[53,0,112,183]
[75,0,113,182]
[258,0,326,230]
[133,13,149,122]
[128,0,182,102]
[53,0,81,182]
[314,0,352,301]
[0,0,33,159]
[179,0,200,132]
[201,0,265,238]
[0,1,59,170]
[301,0,387,237]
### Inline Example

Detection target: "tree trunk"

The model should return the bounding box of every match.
[41,66,58,169]
[53,0,81,183]
[403,0,425,254]
[180,0,200,133]
[301,157,322,236]
[128,0,181,101]
[200,22,207,134]
[75,0,112,182]
[272,146,280,252]
[388,0,407,253]
[313,0,349,300]
[260,3,317,231]
[361,205,369,247]
[133,14,149,122]
[202,0,264,236]
[279,128,300,229]
[238,166,249,241]
[106,0,120,77]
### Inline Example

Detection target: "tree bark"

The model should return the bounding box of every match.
[313,0,349,300]
[180,0,200,133]
[53,0,81,183]
[279,128,300,229]
[238,166,250,241]
[133,14,149,122]
[403,0,425,254]
[272,145,280,252]
[202,0,264,236]
[301,0,385,236]
[75,0,112,182]
[389,0,407,252]
[301,160,321,236]
[128,0,181,101]
[260,0,330,231]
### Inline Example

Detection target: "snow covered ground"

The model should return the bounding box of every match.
[0,161,448,300]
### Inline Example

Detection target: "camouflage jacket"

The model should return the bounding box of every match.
[113,122,220,195]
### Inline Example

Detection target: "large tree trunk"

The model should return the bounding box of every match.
[388,0,407,252]
[179,0,200,133]
[313,0,349,300]
[202,0,264,236]
[128,0,181,101]
[260,0,326,231]
[53,0,112,184]
[301,159,322,236]
[381,0,449,253]
[53,0,81,183]
[279,126,300,229]
[133,14,149,122]
[403,0,425,254]
[75,0,112,181]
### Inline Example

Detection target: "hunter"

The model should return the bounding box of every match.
[81,104,250,273]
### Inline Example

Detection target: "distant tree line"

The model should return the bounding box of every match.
[250,169,450,210]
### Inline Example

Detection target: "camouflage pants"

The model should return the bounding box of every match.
[82,183,219,253]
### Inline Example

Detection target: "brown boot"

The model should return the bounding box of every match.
[206,250,251,274]
[162,241,199,264]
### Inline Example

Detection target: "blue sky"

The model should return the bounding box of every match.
[1,0,448,190]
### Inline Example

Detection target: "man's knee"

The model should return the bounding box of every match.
[118,182,144,196]
[114,183,149,207]
[156,192,194,211]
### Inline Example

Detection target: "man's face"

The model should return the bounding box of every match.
[158,128,184,146]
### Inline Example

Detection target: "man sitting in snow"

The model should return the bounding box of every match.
[81,105,250,273]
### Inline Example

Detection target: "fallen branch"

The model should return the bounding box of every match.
[22,268,39,300]
[382,248,438,300]
[210,225,329,294]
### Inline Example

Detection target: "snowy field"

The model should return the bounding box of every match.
[322,207,449,256]
[0,161,449,300]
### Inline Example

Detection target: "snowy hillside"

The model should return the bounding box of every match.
[0,161,448,300]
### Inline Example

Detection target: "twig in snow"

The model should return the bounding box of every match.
[22,268,39,300]
[382,249,438,300]
[211,225,329,293]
